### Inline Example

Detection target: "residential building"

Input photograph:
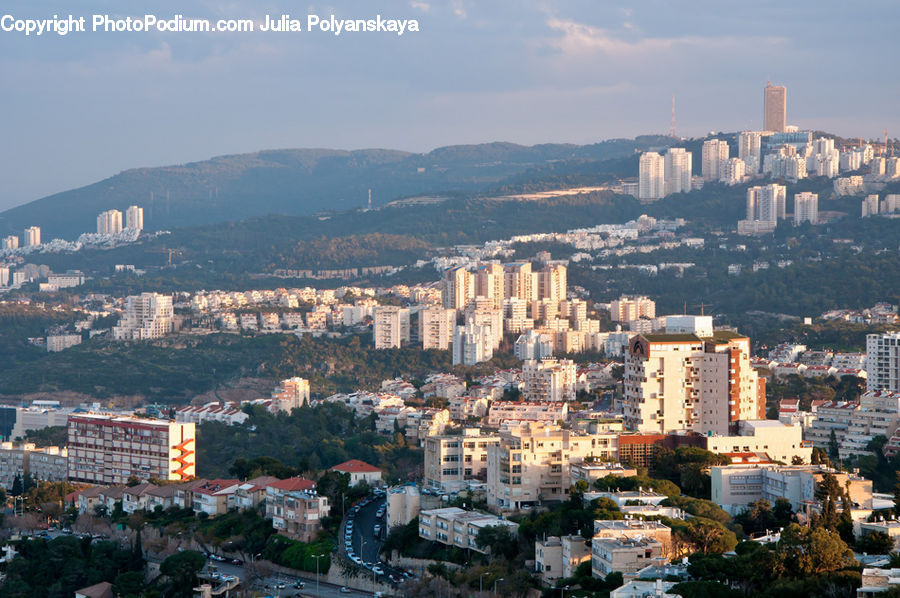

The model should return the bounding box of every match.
[448,396,490,422]
[271,377,310,412]
[373,305,410,349]
[534,535,591,583]
[862,194,880,218]
[592,536,665,577]
[452,320,493,366]
[764,82,787,133]
[96,210,123,235]
[486,423,618,510]
[386,484,422,529]
[67,414,196,485]
[867,332,900,392]
[125,205,144,232]
[522,359,577,402]
[515,330,554,361]
[702,139,730,181]
[474,263,505,309]
[175,403,249,426]
[720,157,746,185]
[664,148,692,195]
[265,479,329,542]
[122,483,157,514]
[704,420,812,464]
[738,131,764,173]
[423,429,500,490]
[486,401,569,428]
[405,408,451,446]
[746,184,787,224]
[569,462,637,485]
[112,292,174,340]
[610,296,656,322]
[46,334,82,352]
[47,271,85,289]
[189,478,240,516]
[442,266,473,310]
[0,442,68,489]
[23,226,41,247]
[330,459,382,487]
[538,263,567,303]
[623,331,765,435]
[503,262,537,303]
[794,192,818,225]
[419,306,456,350]
[639,152,665,202]
[417,507,518,553]
[2,235,18,250]
[859,567,900,596]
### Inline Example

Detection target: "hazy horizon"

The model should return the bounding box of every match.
[2,0,898,211]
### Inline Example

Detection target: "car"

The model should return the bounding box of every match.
[276,582,286,589]
[373,566,384,576]
[373,524,381,535]
[293,581,305,589]
[340,587,352,594]
[351,556,362,565]
[231,559,243,566]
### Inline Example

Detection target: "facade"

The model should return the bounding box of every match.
[738,131,764,173]
[638,152,665,202]
[418,507,519,553]
[592,536,664,577]
[266,482,329,542]
[419,306,456,350]
[330,459,382,486]
[0,442,68,489]
[746,184,787,224]
[867,332,900,392]
[474,263,505,309]
[704,420,811,464]
[701,139,729,181]
[805,391,900,459]
[373,305,410,349]
[2,235,18,250]
[793,192,818,225]
[46,334,82,352]
[423,429,500,490]
[96,210,123,235]
[271,377,310,412]
[442,266,473,310]
[67,414,196,485]
[125,205,144,232]
[663,148,692,195]
[452,320,493,366]
[764,82,787,132]
[610,296,656,322]
[23,226,41,247]
[623,331,765,435]
[486,401,569,428]
[386,484,421,529]
[112,292,174,340]
[486,423,618,510]
[521,359,577,402]
[536,536,590,583]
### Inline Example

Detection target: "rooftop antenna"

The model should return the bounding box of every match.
[669,95,676,138]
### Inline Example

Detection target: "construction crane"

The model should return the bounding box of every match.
[150,248,184,266]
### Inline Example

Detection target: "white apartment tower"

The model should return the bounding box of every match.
[452,321,493,366]
[746,184,787,223]
[664,148,692,195]
[701,139,730,181]
[538,263,567,303]
[867,333,900,392]
[373,305,411,349]
[738,131,764,173]
[503,262,537,303]
[623,331,765,435]
[721,158,746,185]
[419,306,456,350]
[112,292,175,340]
[96,209,123,235]
[126,205,144,232]
[23,226,40,247]
[522,359,577,402]
[793,192,818,225]
[2,235,18,250]
[638,152,665,202]
[474,263,505,309]
[442,267,473,310]
[609,295,656,322]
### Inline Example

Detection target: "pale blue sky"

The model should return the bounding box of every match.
[1,0,898,209]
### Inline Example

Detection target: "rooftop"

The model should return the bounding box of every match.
[331,459,381,473]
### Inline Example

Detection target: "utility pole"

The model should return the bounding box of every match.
[312,553,325,596]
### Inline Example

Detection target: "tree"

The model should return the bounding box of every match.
[474,525,518,560]
[777,524,857,576]
[683,519,737,554]
[160,550,207,598]
[828,429,840,459]
[857,530,895,555]
[10,474,23,497]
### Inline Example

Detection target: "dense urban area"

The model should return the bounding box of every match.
[0,82,899,598]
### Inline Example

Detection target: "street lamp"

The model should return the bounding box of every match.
[560,585,570,598]
[493,577,504,596]
[312,553,326,596]
[479,573,486,593]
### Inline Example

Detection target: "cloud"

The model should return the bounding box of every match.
[410,1,431,12]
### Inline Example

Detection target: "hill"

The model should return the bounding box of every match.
[0,137,672,239]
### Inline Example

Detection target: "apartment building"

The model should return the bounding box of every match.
[867,332,900,392]
[112,292,175,340]
[804,391,900,459]
[447,396,489,422]
[609,296,656,322]
[189,479,241,516]
[486,423,619,510]
[423,429,500,491]
[522,359,577,402]
[96,209,123,235]
[535,535,591,583]
[373,306,410,349]
[623,330,765,435]
[271,377,310,413]
[419,306,456,350]
[711,464,872,515]
[592,536,665,578]
[486,401,569,428]
[265,479,330,543]
[703,420,812,465]
[67,414,196,485]
[418,507,518,554]
[405,408,451,445]
[0,442,68,489]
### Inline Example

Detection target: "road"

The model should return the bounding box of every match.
[342,493,410,587]
[209,559,371,597]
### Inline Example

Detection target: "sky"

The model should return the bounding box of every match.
[1,0,898,210]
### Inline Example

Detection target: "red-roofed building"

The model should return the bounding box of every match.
[230,476,281,510]
[265,477,329,542]
[330,460,382,487]
[191,479,241,516]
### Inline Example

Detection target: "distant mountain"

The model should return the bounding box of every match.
[0,136,672,239]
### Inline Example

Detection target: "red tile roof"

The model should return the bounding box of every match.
[266,477,317,492]
[330,459,381,473]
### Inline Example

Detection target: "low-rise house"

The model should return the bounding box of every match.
[191,479,241,516]
[230,476,280,511]
[592,536,665,577]
[172,478,209,510]
[122,483,157,514]
[859,567,900,596]
[76,486,106,515]
[418,507,518,554]
[265,478,329,542]
[145,484,179,512]
[535,535,591,584]
[330,460,382,487]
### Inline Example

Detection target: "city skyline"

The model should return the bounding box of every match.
[2,0,900,210]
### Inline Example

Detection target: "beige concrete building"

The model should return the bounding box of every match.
[474,263,505,310]
[270,377,309,413]
[610,296,656,322]
[486,423,619,510]
[592,536,665,577]
[373,306,410,349]
[442,266,473,310]
[569,462,637,486]
[522,359,577,402]
[386,484,421,529]
[424,429,500,491]
[535,535,592,583]
[0,442,68,489]
[623,331,765,435]
[486,401,569,428]
[418,507,518,553]
[419,306,456,350]
[704,420,812,464]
